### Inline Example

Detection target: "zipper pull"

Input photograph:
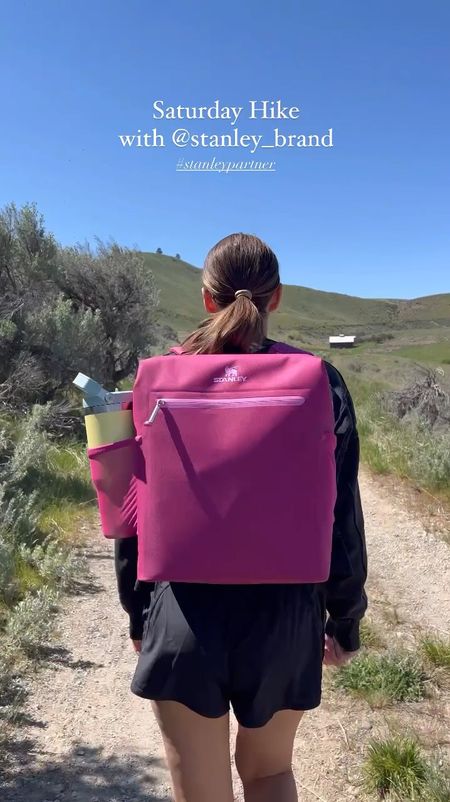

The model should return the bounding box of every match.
[145,399,165,425]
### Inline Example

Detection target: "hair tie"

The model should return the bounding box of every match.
[234,289,252,300]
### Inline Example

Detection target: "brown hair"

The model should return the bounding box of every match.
[182,233,280,354]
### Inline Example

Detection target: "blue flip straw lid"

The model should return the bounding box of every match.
[73,373,133,409]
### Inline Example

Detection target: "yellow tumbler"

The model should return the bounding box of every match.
[73,373,135,448]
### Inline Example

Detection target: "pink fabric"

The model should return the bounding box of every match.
[88,437,142,538]
[132,345,337,583]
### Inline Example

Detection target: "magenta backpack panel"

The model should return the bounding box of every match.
[132,345,337,584]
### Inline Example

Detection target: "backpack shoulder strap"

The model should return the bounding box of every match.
[168,341,314,356]
[268,340,314,356]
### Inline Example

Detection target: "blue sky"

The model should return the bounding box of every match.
[1,0,449,299]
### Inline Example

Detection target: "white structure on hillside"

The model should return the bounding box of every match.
[329,335,356,349]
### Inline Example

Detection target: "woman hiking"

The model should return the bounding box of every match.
[114,232,367,802]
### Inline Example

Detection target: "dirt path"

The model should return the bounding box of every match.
[1,471,449,802]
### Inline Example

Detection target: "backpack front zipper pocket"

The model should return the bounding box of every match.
[144,395,306,425]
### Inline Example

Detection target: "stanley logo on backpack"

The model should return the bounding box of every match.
[213,365,247,383]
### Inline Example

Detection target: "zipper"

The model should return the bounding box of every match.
[144,395,305,425]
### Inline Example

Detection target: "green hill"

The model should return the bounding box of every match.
[144,252,450,346]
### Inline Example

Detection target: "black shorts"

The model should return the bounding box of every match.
[131,581,326,728]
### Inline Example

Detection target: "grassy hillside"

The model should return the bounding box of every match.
[391,342,450,365]
[144,252,450,367]
[143,253,204,334]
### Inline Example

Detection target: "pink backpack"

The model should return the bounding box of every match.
[129,342,337,584]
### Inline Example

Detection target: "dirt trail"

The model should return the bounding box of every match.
[1,471,449,802]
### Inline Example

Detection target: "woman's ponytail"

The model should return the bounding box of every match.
[182,233,280,355]
[183,293,264,354]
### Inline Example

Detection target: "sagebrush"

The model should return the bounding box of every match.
[0,202,165,411]
[350,378,450,498]
[0,406,91,718]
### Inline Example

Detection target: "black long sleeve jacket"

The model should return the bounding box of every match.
[114,353,367,652]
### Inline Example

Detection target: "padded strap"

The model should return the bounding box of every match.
[267,340,313,356]
[169,341,313,356]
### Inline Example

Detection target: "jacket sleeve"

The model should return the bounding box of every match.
[324,366,368,651]
[114,536,153,640]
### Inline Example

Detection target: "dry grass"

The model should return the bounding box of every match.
[421,637,450,671]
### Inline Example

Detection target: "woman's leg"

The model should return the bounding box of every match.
[234,710,304,802]
[152,700,234,802]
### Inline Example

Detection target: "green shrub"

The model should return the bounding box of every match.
[364,737,450,801]
[0,408,49,548]
[1,412,90,612]
[360,619,385,649]
[0,411,91,730]
[335,653,427,706]
[13,554,44,596]
[421,637,450,670]
[349,377,450,498]
[0,203,160,405]
[0,487,41,548]
[363,736,428,799]
[19,540,87,591]
[7,405,49,481]
[5,588,59,658]
[0,537,17,603]
[37,442,93,509]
